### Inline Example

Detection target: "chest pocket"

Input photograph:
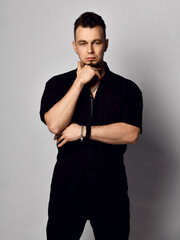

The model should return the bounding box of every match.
[94,95,122,125]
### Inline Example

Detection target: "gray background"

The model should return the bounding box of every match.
[1,0,180,239]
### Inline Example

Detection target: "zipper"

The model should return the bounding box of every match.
[90,93,93,123]
[88,93,94,161]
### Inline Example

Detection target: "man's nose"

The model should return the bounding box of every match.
[87,44,94,54]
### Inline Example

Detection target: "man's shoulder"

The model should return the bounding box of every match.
[46,69,76,87]
[108,69,142,94]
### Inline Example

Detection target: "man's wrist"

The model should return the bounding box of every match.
[80,125,84,142]
[80,125,87,142]
[83,126,86,138]
[75,77,85,88]
[86,125,91,139]
[80,125,91,141]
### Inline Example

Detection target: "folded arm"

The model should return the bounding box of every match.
[55,122,140,147]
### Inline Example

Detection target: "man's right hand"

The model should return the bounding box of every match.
[76,62,102,86]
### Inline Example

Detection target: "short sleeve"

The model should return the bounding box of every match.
[39,76,66,125]
[120,80,143,133]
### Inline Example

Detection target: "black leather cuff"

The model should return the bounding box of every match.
[86,125,91,139]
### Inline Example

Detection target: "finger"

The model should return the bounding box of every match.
[77,61,84,70]
[57,135,64,144]
[54,134,58,140]
[54,133,62,140]
[91,66,101,73]
[80,61,85,68]
[58,139,67,148]
[97,68,102,73]
[95,70,102,80]
[77,61,81,70]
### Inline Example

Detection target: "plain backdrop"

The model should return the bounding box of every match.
[1,0,180,239]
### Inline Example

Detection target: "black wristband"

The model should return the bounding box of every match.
[86,125,91,139]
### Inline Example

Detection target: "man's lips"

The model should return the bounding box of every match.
[86,57,96,60]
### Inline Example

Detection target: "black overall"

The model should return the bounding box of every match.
[40,63,143,240]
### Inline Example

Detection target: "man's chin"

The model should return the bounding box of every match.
[85,60,102,68]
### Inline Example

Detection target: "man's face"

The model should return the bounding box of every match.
[73,26,108,67]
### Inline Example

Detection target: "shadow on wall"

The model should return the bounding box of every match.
[125,111,177,240]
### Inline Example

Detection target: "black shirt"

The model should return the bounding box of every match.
[40,63,143,165]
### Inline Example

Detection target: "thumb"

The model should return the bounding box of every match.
[77,61,83,70]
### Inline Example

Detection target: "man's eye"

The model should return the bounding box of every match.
[80,43,86,45]
[94,42,101,45]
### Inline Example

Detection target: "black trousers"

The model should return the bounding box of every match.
[46,159,130,240]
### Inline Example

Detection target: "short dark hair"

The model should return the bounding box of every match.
[74,12,106,40]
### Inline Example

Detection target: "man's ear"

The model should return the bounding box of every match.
[72,41,78,54]
[104,39,109,52]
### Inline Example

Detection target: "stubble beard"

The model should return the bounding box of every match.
[86,60,104,69]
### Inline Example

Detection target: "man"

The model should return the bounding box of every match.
[40,12,143,240]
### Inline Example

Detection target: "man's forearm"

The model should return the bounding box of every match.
[45,78,83,134]
[55,122,140,147]
[90,122,140,145]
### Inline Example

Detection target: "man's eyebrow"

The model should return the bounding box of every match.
[93,39,103,41]
[78,40,87,43]
[77,39,103,43]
